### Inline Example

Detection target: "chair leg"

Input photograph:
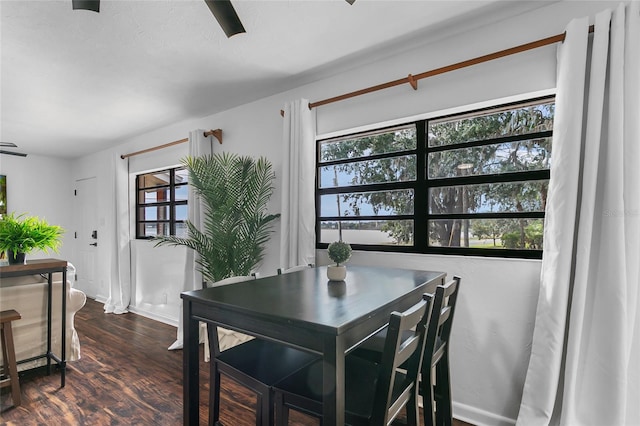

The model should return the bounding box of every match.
[259,389,274,426]
[1,321,21,407]
[275,392,289,426]
[434,357,453,426]
[209,361,222,426]
[405,387,420,426]
[421,366,435,426]
[1,323,9,370]
[254,387,271,426]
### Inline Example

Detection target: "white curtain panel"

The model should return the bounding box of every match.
[168,129,213,350]
[280,99,316,269]
[104,152,132,314]
[518,3,640,425]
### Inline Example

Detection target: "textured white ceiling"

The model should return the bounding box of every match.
[1,0,546,159]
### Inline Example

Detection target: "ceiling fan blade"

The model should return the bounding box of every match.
[0,150,27,157]
[72,0,100,13]
[204,0,246,38]
[345,0,356,4]
[0,142,17,148]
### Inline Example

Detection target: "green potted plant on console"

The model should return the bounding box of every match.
[0,212,64,264]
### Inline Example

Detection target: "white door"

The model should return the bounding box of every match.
[74,177,99,298]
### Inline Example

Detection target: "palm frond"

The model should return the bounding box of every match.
[154,152,280,283]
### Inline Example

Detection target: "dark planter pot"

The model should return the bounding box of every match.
[7,250,26,265]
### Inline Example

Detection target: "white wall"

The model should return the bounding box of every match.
[0,154,74,261]
[71,1,619,424]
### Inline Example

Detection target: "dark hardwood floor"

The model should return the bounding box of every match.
[1,299,473,425]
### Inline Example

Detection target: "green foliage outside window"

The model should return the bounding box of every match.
[317,98,554,256]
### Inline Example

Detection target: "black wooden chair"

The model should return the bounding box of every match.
[206,275,320,426]
[203,275,257,362]
[209,333,319,426]
[272,293,434,426]
[351,276,462,426]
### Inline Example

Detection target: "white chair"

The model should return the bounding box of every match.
[276,263,313,275]
[203,275,256,362]
[0,263,86,371]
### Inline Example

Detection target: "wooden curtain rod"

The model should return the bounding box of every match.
[120,129,222,159]
[279,25,595,116]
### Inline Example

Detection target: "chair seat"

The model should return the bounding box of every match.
[216,338,318,385]
[273,355,408,423]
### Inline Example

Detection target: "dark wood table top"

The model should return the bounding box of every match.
[182,265,445,336]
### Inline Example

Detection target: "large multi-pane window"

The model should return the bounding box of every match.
[316,96,554,258]
[136,167,188,239]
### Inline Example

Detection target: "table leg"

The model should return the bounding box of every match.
[323,336,345,425]
[47,272,53,374]
[60,267,67,387]
[184,300,200,426]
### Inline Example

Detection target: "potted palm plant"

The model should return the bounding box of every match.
[0,212,64,264]
[326,240,352,281]
[153,152,280,284]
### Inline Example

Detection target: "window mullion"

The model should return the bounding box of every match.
[170,168,175,236]
[415,120,428,253]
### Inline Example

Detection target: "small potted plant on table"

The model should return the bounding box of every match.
[326,240,352,281]
[0,213,64,264]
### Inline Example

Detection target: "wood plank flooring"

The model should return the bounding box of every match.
[1,299,473,426]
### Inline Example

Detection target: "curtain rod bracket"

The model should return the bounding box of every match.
[206,128,223,144]
[120,127,223,159]
[407,74,418,90]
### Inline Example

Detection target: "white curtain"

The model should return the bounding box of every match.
[518,3,640,425]
[280,99,316,269]
[168,129,213,350]
[104,152,131,314]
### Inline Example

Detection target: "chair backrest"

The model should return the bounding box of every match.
[424,276,461,369]
[420,276,460,426]
[276,264,313,275]
[370,293,434,425]
[206,274,257,357]
[206,274,256,288]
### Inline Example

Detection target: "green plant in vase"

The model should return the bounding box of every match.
[0,212,65,264]
[154,152,280,285]
[327,240,352,281]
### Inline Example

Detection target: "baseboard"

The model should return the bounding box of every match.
[453,401,516,426]
[87,296,178,327]
[127,305,179,327]
[94,294,108,304]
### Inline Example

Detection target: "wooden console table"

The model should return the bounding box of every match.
[0,258,68,387]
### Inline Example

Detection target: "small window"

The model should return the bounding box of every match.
[136,167,188,239]
[316,97,554,258]
[317,125,417,249]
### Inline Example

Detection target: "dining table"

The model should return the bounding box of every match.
[181,264,446,426]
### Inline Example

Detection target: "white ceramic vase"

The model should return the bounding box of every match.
[327,265,347,281]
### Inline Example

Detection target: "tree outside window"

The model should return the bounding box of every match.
[316,97,554,258]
